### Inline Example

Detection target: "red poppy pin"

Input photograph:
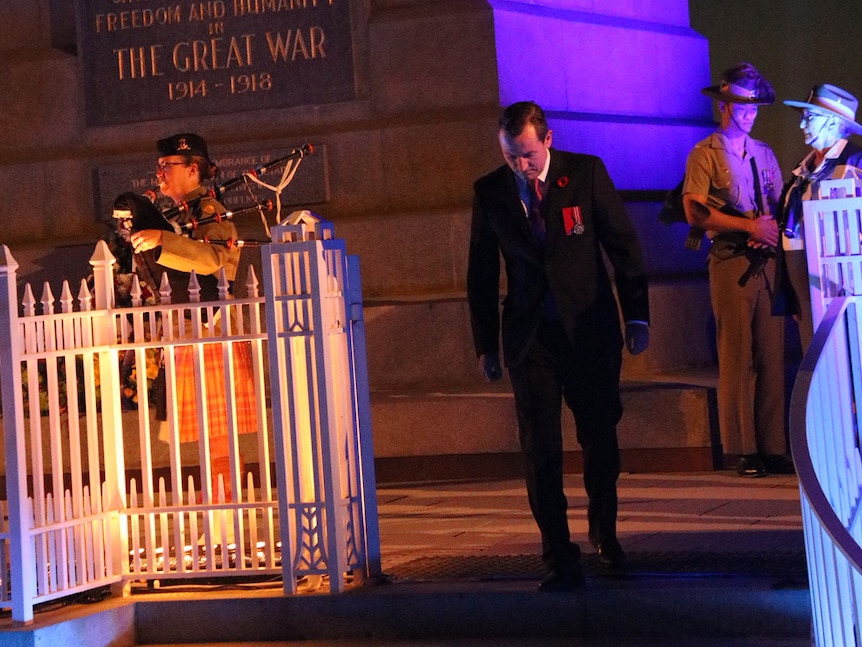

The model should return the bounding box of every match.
[557,176,570,188]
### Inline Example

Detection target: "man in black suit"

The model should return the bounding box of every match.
[467,101,650,591]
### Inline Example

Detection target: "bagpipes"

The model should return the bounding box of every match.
[112,143,313,249]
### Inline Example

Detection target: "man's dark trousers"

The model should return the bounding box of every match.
[509,318,623,568]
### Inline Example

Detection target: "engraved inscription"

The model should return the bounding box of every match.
[77,1,355,125]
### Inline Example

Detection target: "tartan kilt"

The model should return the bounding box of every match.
[172,341,258,443]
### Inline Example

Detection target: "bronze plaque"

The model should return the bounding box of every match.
[76,1,356,125]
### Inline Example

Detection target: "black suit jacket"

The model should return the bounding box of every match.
[467,149,649,367]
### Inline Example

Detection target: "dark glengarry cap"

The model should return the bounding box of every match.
[157,133,211,161]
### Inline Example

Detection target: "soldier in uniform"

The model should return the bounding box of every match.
[682,64,788,477]
[131,133,239,298]
[131,133,257,503]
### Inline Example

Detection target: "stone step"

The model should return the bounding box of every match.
[371,368,719,483]
[363,276,716,391]
[0,369,717,493]
[138,583,807,643]
[10,576,809,645]
[137,639,811,646]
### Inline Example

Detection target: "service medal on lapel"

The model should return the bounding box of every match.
[562,206,584,236]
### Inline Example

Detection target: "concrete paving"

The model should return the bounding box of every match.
[377,471,804,573]
[133,471,810,647]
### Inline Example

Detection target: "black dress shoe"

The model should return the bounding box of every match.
[538,565,584,592]
[736,454,768,477]
[596,539,626,569]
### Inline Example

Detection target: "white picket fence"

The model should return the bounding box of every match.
[0,212,380,623]
[790,180,862,645]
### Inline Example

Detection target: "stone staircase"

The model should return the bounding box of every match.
[6,562,810,646]
[364,273,722,483]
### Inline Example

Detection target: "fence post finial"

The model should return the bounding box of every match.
[89,240,117,311]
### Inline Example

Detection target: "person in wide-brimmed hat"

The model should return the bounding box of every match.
[776,84,862,352]
[682,62,789,478]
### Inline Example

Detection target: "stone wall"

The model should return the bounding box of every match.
[0,0,722,474]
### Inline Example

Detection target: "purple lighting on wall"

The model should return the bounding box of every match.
[488,1,714,191]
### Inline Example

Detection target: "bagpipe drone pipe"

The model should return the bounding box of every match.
[112,143,313,245]
[108,143,313,301]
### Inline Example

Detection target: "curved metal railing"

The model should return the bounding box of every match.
[790,295,862,646]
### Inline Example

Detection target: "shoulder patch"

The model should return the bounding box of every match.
[202,203,216,214]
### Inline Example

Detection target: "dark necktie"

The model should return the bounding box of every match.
[528,178,546,243]
[528,177,558,320]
